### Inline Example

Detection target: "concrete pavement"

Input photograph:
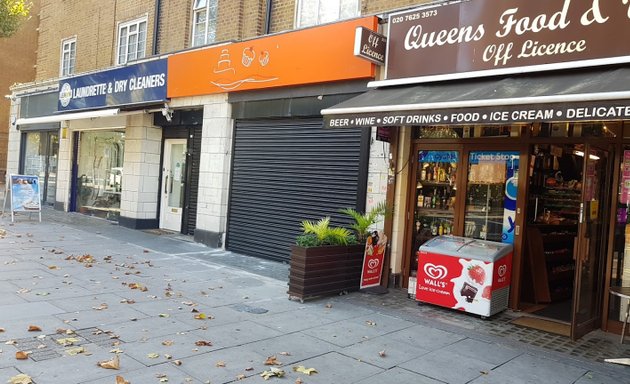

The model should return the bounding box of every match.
[0,208,627,384]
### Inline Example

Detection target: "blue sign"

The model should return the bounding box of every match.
[58,59,167,111]
[418,151,458,163]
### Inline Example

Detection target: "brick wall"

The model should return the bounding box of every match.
[0,0,40,178]
[36,0,158,81]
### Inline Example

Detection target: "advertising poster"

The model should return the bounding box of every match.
[6,174,42,223]
[360,231,387,289]
[468,151,520,244]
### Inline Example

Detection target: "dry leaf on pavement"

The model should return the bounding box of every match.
[147,353,160,359]
[28,325,42,332]
[92,303,108,310]
[173,360,182,366]
[379,350,386,357]
[264,356,281,365]
[66,347,86,356]
[293,366,318,376]
[162,340,174,346]
[15,351,30,360]
[97,354,120,369]
[8,374,33,384]
[260,367,285,380]
[216,361,226,367]
[115,376,130,384]
[295,379,304,384]
[56,337,79,346]
[195,340,212,346]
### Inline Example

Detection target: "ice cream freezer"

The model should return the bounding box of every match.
[415,235,513,317]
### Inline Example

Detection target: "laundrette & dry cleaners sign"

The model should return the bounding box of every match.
[385,0,630,83]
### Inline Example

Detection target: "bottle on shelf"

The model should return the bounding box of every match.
[433,163,439,181]
[438,222,444,236]
[420,163,427,181]
[417,193,424,208]
[431,221,438,236]
[438,165,446,182]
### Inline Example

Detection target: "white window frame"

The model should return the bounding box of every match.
[191,0,218,47]
[60,37,76,77]
[295,0,360,29]
[116,16,148,65]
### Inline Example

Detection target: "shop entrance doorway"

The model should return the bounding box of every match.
[160,139,187,232]
[521,143,611,339]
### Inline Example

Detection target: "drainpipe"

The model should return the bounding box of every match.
[264,0,273,35]
[152,0,162,55]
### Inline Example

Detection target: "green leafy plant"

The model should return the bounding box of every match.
[296,216,357,247]
[0,0,32,38]
[340,201,390,242]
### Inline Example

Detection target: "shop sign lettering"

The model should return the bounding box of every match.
[354,27,387,65]
[324,103,630,128]
[58,59,168,111]
[386,0,630,83]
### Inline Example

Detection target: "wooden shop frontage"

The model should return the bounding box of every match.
[323,0,630,339]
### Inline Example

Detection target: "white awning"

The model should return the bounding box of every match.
[16,108,120,125]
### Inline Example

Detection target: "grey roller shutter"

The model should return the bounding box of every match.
[183,126,202,235]
[227,118,367,262]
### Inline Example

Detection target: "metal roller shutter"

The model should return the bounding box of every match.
[183,126,202,235]
[227,118,367,262]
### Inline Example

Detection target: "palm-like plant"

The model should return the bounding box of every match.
[298,216,355,246]
[340,202,389,242]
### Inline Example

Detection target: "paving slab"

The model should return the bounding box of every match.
[191,320,283,350]
[438,337,523,365]
[303,312,417,347]
[468,353,588,384]
[0,302,65,322]
[121,331,212,367]
[386,323,467,350]
[354,367,445,384]
[245,333,337,365]
[341,335,430,369]
[399,348,497,384]
[79,363,200,384]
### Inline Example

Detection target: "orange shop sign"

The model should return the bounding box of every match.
[167,17,378,98]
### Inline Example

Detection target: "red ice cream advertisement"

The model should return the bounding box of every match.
[360,231,387,289]
[416,249,512,316]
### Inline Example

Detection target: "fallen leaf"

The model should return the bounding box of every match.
[120,299,135,304]
[0,328,4,332]
[260,367,285,380]
[216,361,226,367]
[110,348,124,354]
[35,292,50,296]
[16,288,31,294]
[92,303,109,310]
[279,351,291,356]
[164,354,172,360]
[264,355,281,365]
[28,325,42,332]
[325,303,333,308]
[195,340,212,346]
[378,350,386,357]
[295,379,304,384]
[56,337,80,346]
[147,353,160,359]
[159,313,170,318]
[8,374,33,384]
[66,347,85,356]
[162,340,174,346]
[128,283,148,292]
[115,375,130,384]
[97,354,120,369]
[15,351,30,360]
[48,265,59,270]
[173,360,182,366]
[293,366,318,376]
[245,367,254,371]
[236,374,246,380]
[366,320,376,327]
[194,313,207,320]
[5,340,16,345]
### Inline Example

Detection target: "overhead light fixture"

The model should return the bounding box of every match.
[574,150,600,160]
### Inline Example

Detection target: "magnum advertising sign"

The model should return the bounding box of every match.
[386,0,630,83]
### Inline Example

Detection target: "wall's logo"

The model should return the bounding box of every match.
[424,263,448,280]
[59,83,72,107]
[367,259,380,270]
[498,265,507,277]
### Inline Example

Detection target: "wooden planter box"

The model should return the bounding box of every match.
[288,244,364,301]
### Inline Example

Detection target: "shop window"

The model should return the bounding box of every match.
[295,0,360,28]
[191,0,218,47]
[532,122,618,138]
[60,37,76,77]
[76,131,125,221]
[414,125,520,139]
[117,17,147,65]
[611,145,630,323]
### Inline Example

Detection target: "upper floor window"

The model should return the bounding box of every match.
[117,17,147,65]
[192,0,218,47]
[60,37,76,77]
[296,0,360,28]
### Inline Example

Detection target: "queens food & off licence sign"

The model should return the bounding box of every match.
[58,59,167,111]
[386,0,630,83]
